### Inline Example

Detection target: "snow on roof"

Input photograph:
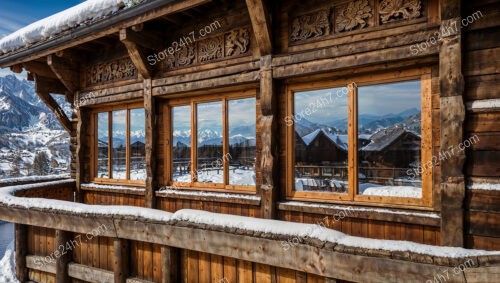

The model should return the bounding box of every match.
[301,129,348,151]
[0,0,143,55]
[361,127,419,152]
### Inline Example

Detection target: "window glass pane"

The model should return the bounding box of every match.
[196,101,223,183]
[112,110,127,180]
[172,105,192,182]
[293,87,348,193]
[130,109,146,181]
[228,98,256,186]
[357,80,422,198]
[97,112,109,178]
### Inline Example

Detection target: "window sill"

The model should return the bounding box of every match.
[156,187,261,206]
[81,183,146,196]
[277,201,440,227]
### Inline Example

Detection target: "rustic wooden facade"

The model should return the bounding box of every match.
[0,0,499,282]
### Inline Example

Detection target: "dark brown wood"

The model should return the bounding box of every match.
[23,61,58,79]
[15,224,29,282]
[120,29,154,79]
[34,87,72,133]
[47,54,79,93]
[246,0,273,55]
[144,79,156,209]
[55,230,73,283]
[439,0,465,247]
[259,55,278,219]
[113,238,129,283]
[75,108,87,203]
[161,246,179,283]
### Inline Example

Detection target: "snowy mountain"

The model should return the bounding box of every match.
[172,128,256,147]
[0,75,71,179]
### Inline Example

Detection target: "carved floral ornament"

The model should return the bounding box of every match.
[379,0,422,23]
[86,57,137,86]
[335,0,373,32]
[289,0,423,43]
[162,27,251,71]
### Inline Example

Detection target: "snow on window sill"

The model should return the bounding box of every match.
[81,183,146,195]
[157,188,261,206]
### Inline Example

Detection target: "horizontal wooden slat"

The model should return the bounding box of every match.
[277,202,440,227]
[466,211,500,237]
[68,263,114,283]
[466,151,500,177]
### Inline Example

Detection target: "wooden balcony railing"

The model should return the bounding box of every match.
[0,180,499,283]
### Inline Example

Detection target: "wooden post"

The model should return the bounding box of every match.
[161,246,180,283]
[113,238,129,283]
[439,0,465,247]
[15,224,28,282]
[55,230,72,283]
[144,78,157,209]
[75,107,87,203]
[259,55,278,219]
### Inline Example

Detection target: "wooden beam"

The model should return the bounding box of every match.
[69,263,115,282]
[33,75,67,94]
[0,0,211,68]
[35,77,73,133]
[144,79,157,208]
[55,230,73,283]
[23,61,59,79]
[245,0,273,55]
[15,224,28,282]
[439,0,465,247]
[114,238,129,283]
[161,246,179,283]
[47,54,79,93]
[120,29,154,79]
[119,28,163,52]
[75,107,87,203]
[10,64,23,73]
[259,55,278,218]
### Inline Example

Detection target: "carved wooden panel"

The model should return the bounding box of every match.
[289,0,424,44]
[335,0,373,32]
[85,57,137,86]
[379,0,422,24]
[161,27,251,72]
[290,9,331,42]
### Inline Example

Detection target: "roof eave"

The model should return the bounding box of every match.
[0,0,208,68]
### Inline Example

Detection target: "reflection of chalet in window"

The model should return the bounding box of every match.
[301,129,347,165]
[361,127,421,170]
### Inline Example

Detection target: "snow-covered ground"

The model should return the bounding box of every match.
[0,222,17,283]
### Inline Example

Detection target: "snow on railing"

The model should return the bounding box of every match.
[1,182,500,260]
[0,174,71,187]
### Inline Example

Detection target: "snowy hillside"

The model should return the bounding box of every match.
[0,75,71,179]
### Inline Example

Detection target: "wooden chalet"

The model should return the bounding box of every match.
[0,0,499,282]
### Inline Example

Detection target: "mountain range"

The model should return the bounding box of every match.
[0,75,71,178]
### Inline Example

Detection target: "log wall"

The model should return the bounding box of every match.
[463,0,500,251]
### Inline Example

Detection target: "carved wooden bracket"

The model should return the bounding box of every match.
[245,0,273,55]
[47,55,80,94]
[34,75,73,133]
[120,28,158,79]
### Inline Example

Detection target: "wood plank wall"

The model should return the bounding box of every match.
[83,190,146,207]
[463,0,500,251]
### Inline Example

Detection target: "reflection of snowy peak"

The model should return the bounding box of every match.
[172,128,256,147]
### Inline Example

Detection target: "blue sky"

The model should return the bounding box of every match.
[0,0,84,77]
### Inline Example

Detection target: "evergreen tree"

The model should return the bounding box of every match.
[33,152,50,176]
[11,152,22,177]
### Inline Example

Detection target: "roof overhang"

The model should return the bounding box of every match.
[0,0,210,68]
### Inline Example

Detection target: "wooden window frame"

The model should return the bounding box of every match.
[286,68,433,208]
[165,89,258,194]
[91,102,146,186]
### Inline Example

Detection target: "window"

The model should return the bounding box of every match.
[167,91,257,192]
[93,104,146,184]
[287,69,433,207]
